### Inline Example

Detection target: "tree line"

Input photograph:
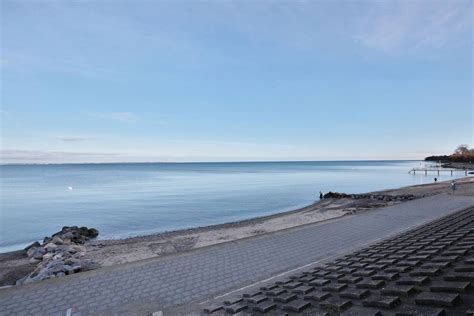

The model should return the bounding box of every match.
[425,144,474,163]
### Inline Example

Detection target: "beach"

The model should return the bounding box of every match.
[2,176,472,287]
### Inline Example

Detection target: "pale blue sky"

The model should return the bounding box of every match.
[1,0,472,163]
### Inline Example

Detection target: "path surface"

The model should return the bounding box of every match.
[1,195,474,316]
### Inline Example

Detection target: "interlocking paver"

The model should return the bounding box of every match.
[197,202,474,315]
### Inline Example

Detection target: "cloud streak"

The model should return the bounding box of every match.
[56,136,94,142]
[348,1,472,53]
[85,111,139,123]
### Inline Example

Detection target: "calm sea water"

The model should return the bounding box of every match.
[0,161,464,253]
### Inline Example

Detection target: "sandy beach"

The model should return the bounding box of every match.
[1,176,473,287]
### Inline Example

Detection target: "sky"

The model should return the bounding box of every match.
[0,0,473,163]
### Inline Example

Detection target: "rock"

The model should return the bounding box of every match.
[88,228,99,238]
[322,191,418,202]
[80,259,100,271]
[29,257,41,264]
[24,241,41,251]
[51,236,64,245]
[32,251,45,260]
[42,252,53,261]
[63,264,81,275]
[27,247,37,257]
[64,257,80,266]
[17,225,100,285]
[44,243,58,252]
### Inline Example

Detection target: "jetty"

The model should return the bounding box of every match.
[409,167,473,176]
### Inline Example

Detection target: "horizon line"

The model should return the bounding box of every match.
[0,159,422,166]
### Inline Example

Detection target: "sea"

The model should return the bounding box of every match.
[0,160,465,253]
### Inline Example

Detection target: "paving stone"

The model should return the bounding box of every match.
[339,288,370,299]
[372,272,399,281]
[385,266,411,273]
[389,254,408,260]
[252,301,276,313]
[363,295,400,309]
[297,275,317,283]
[326,273,344,280]
[378,259,398,265]
[260,284,278,291]
[443,272,474,282]
[406,255,431,261]
[432,256,459,262]
[242,291,262,298]
[340,306,382,315]
[366,264,387,270]
[225,302,248,314]
[203,304,223,314]
[339,268,357,274]
[381,285,417,297]
[313,271,331,278]
[291,285,315,294]
[454,265,474,272]
[224,297,243,305]
[418,250,441,256]
[430,281,471,293]
[309,279,330,286]
[353,270,376,277]
[273,293,297,303]
[350,262,368,269]
[396,260,421,267]
[415,292,461,307]
[395,307,447,315]
[409,267,441,276]
[322,283,347,292]
[282,281,303,289]
[420,261,451,269]
[303,291,331,302]
[356,279,385,289]
[442,249,468,256]
[245,294,267,304]
[275,279,293,285]
[265,288,286,296]
[338,276,362,284]
[319,298,352,311]
[326,266,342,272]
[396,276,429,285]
[281,299,311,312]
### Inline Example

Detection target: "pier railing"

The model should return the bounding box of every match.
[408,168,473,176]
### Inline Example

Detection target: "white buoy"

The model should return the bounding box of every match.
[68,186,73,190]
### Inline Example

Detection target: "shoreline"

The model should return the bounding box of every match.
[1,176,473,287]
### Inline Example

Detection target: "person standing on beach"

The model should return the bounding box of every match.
[319,191,323,200]
[451,180,456,194]
[434,177,437,182]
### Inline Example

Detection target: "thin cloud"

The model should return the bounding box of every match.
[0,149,122,164]
[348,1,472,53]
[85,111,139,123]
[56,136,94,142]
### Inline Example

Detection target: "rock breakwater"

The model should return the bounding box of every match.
[323,192,423,202]
[17,226,100,285]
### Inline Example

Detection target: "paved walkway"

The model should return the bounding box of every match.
[1,195,473,316]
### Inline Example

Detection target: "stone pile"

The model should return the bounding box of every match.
[323,191,422,202]
[16,226,100,285]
